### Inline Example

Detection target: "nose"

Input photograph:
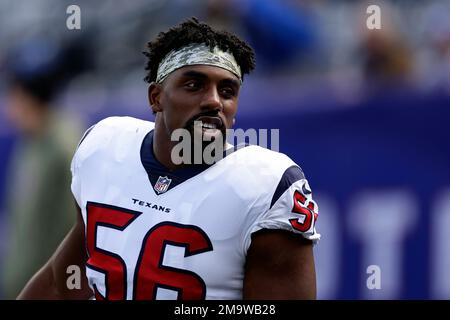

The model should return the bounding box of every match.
[199,86,223,112]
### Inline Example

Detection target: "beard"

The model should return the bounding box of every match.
[182,111,227,165]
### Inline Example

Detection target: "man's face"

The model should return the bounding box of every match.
[6,84,46,136]
[150,64,241,144]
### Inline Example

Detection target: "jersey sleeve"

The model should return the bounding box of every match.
[242,165,321,254]
[70,124,96,207]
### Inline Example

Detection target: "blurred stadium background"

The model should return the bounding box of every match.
[0,0,449,299]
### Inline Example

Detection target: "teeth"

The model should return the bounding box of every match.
[202,123,217,129]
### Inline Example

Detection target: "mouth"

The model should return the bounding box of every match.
[194,116,224,131]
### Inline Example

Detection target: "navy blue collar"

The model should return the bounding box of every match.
[140,129,247,195]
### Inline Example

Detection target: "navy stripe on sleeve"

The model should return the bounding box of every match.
[76,124,96,150]
[270,165,305,209]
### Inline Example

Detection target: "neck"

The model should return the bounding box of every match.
[26,105,51,139]
[152,120,181,171]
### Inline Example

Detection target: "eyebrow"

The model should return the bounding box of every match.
[181,70,240,88]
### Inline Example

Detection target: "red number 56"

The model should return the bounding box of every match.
[85,202,213,300]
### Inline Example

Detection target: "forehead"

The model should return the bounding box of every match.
[166,64,240,83]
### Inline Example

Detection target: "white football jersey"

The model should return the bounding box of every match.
[71,116,320,300]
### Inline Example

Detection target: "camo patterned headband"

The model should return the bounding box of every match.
[155,43,242,84]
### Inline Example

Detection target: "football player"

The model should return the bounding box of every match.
[18,18,320,300]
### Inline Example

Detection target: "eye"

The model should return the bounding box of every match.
[220,87,236,98]
[184,80,201,90]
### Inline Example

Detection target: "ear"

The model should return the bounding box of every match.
[148,83,163,113]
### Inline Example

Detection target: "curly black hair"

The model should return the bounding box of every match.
[143,17,255,83]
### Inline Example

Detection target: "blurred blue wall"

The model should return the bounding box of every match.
[238,90,450,299]
[0,88,449,299]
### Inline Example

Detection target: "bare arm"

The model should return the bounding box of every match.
[243,229,316,299]
[17,203,93,300]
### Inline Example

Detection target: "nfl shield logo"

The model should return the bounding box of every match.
[154,176,172,194]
